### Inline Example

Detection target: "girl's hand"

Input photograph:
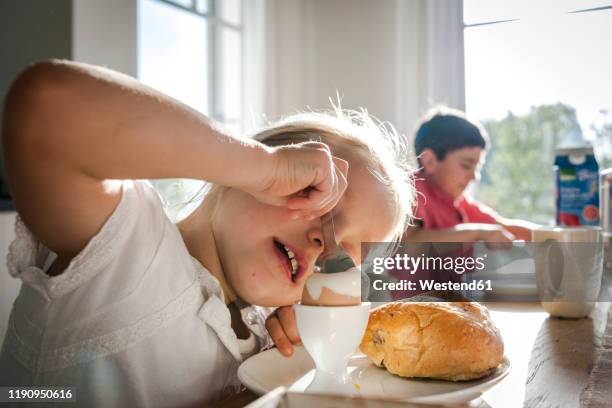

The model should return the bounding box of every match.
[244,142,349,220]
[265,306,301,357]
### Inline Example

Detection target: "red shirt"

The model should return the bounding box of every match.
[387,172,499,300]
[413,171,498,228]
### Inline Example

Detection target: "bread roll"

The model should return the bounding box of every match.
[359,302,503,381]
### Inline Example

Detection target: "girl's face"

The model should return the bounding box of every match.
[211,150,398,307]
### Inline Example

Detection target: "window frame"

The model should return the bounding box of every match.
[461,1,612,222]
[138,0,247,219]
[152,0,244,127]
[463,2,612,28]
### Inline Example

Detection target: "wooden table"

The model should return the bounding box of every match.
[480,302,610,408]
[221,302,611,408]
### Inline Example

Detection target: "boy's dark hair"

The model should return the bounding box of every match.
[414,107,489,165]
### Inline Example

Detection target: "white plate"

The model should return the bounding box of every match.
[238,347,511,405]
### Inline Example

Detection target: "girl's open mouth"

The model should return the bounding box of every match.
[273,239,302,282]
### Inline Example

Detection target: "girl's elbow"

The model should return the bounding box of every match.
[6,59,69,111]
[2,60,70,147]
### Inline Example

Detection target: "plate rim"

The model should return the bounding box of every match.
[238,347,511,403]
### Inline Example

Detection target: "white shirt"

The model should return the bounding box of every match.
[0,180,273,407]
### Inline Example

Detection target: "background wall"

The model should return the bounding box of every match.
[0,0,73,129]
[0,0,73,209]
[72,0,138,77]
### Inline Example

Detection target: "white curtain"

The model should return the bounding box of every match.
[242,0,267,132]
[394,0,466,140]
[258,0,466,140]
[424,0,466,112]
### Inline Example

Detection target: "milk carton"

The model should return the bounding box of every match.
[554,146,599,226]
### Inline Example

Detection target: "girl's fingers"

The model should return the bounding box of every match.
[287,145,337,210]
[297,141,331,151]
[332,157,349,180]
[253,142,348,217]
[276,306,302,346]
[287,159,348,219]
[302,143,336,210]
[287,159,347,211]
[333,158,349,200]
[265,314,294,357]
[287,186,334,214]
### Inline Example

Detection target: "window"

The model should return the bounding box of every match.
[464,1,612,224]
[138,0,244,219]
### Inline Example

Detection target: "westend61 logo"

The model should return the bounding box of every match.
[371,253,487,275]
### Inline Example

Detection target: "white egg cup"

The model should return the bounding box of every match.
[294,302,371,395]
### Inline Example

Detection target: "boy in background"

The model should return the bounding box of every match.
[404,107,536,243]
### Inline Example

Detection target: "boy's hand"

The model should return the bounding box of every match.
[479,225,515,249]
[244,142,349,220]
[265,306,301,357]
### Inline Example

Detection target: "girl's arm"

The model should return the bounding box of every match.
[2,60,345,264]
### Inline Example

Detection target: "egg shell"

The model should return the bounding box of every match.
[301,268,362,306]
[302,285,361,306]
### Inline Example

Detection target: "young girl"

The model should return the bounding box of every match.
[0,60,413,406]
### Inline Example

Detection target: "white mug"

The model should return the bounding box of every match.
[532,226,603,318]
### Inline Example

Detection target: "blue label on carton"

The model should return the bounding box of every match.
[555,149,599,226]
